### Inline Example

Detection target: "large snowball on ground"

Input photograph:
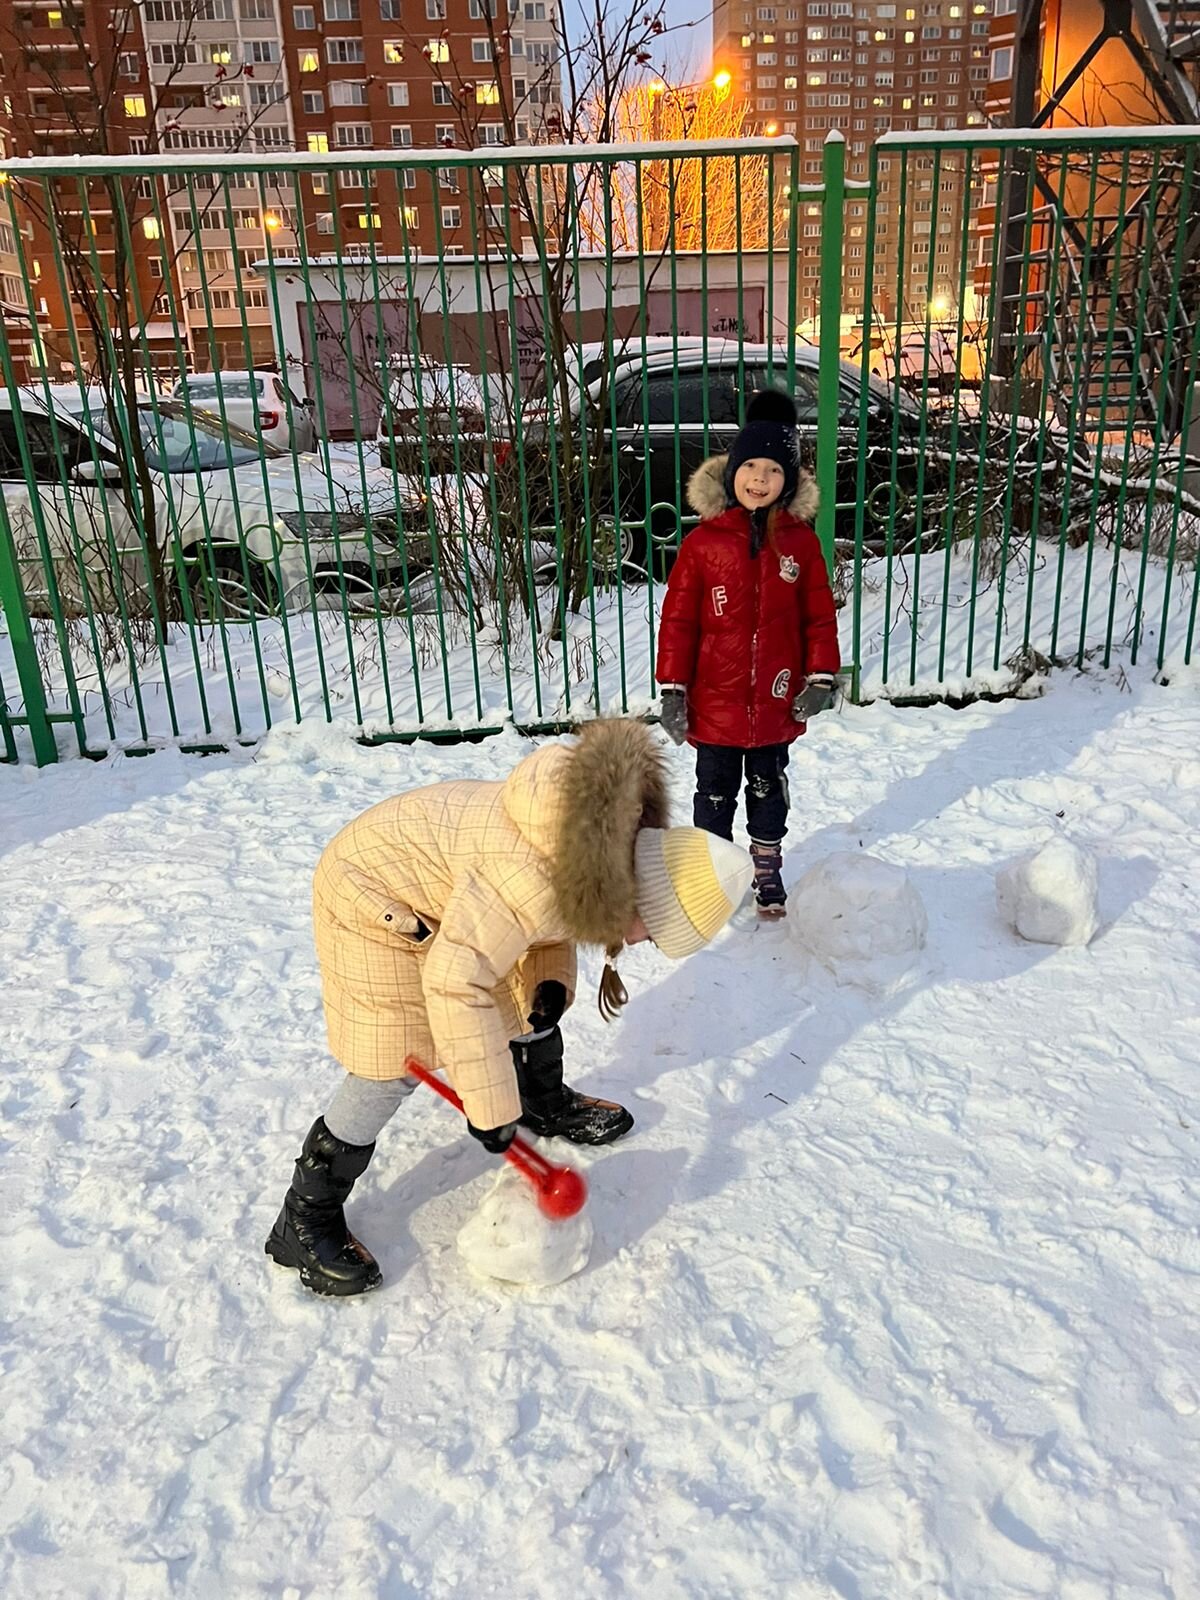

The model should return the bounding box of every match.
[790,851,927,991]
[457,1165,593,1287]
[996,837,1099,946]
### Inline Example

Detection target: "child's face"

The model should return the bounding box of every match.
[733,457,785,512]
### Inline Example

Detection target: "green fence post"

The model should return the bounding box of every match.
[816,130,846,575]
[0,495,57,766]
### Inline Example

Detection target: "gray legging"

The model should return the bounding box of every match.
[324,1074,417,1148]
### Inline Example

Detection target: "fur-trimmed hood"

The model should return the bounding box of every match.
[686,453,819,525]
[502,719,669,951]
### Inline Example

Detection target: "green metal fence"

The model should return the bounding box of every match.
[0,127,1197,765]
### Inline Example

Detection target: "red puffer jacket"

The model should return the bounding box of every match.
[656,455,841,748]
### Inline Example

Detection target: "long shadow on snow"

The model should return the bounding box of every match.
[615,677,1148,1209]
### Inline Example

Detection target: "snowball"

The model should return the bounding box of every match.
[790,851,927,991]
[996,837,1099,947]
[456,1165,593,1287]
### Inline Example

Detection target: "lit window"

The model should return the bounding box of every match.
[358,212,381,229]
[402,205,419,227]
[124,96,147,118]
[299,51,320,72]
[428,40,450,62]
[476,82,500,104]
[308,133,329,152]
[47,8,64,25]
[384,40,404,63]
[142,217,160,240]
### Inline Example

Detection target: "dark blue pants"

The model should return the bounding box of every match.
[693,743,790,843]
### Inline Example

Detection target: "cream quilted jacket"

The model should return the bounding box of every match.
[312,721,668,1129]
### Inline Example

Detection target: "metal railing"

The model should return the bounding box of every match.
[0,126,1198,764]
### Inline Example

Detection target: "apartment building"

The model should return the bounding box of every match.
[0,0,563,375]
[713,0,994,322]
[0,0,172,375]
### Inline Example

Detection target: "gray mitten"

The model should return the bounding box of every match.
[792,674,837,722]
[659,686,689,746]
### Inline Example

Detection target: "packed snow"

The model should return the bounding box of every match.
[3,668,1200,1597]
[789,850,928,992]
[457,1166,594,1287]
[997,836,1101,948]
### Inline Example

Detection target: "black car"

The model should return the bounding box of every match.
[519,341,932,577]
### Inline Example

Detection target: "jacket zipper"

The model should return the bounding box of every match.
[749,535,762,744]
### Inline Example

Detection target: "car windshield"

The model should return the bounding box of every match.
[181,377,263,401]
[87,401,285,472]
[860,366,923,419]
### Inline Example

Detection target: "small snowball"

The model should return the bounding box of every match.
[457,1165,593,1287]
[996,837,1099,947]
[790,851,927,991]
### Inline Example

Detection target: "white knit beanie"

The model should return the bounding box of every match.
[633,828,755,958]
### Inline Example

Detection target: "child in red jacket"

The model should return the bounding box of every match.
[655,390,841,919]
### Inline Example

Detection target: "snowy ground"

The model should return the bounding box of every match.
[3,670,1200,1598]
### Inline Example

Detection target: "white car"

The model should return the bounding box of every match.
[0,393,435,620]
[172,369,318,454]
[376,362,507,475]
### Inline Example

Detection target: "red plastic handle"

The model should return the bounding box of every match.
[405,1058,587,1219]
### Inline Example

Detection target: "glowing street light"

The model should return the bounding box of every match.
[713,69,733,91]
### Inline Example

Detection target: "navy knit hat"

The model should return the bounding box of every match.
[723,389,803,555]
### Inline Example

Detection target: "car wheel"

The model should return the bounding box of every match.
[172,543,283,622]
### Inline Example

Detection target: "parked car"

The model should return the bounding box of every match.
[520,339,930,574]
[850,326,984,396]
[0,391,434,619]
[172,369,317,454]
[376,363,517,475]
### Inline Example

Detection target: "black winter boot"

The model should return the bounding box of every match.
[264,1118,382,1297]
[751,839,787,919]
[512,1027,634,1146]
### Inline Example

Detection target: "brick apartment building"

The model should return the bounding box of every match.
[712,0,996,324]
[0,0,562,376]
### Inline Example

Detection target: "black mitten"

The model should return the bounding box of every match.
[467,1120,518,1154]
[528,979,567,1033]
